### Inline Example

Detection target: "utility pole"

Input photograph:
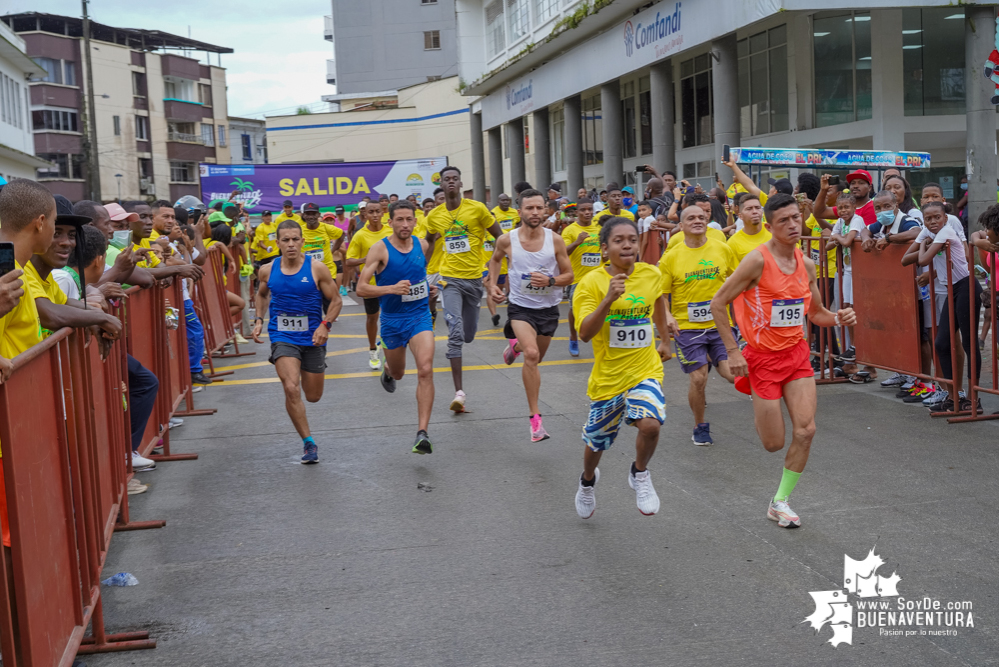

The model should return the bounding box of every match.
[81,0,101,200]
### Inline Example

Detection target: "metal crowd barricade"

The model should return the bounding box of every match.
[0,329,156,665]
[799,235,847,385]
[195,250,253,381]
[948,245,995,423]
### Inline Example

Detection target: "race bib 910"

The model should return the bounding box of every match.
[687,300,712,323]
[609,318,653,348]
[445,235,471,254]
[402,280,429,302]
[277,314,308,332]
[770,298,804,327]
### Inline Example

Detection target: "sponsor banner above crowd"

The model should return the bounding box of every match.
[199,158,448,212]
[728,146,932,170]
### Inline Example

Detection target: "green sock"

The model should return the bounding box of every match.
[774,468,802,502]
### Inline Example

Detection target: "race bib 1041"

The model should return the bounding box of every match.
[581,253,601,267]
[770,298,804,327]
[609,318,653,348]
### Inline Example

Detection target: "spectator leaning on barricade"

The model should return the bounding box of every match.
[169,206,213,385]
[902,201,981,414]
[971,204,999,351]
[797,173,842,370]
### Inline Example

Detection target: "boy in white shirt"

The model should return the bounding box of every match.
[829,192,867,380]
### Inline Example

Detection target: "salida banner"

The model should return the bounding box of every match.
[199,157,447,212]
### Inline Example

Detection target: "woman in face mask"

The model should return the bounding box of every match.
[883,174,922,223]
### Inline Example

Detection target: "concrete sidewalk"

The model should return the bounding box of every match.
[88,302,998,667]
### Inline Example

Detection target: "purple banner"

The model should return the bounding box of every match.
[198,157,448,212]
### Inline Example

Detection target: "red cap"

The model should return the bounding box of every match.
[734,376,752,395]
[845,169,872,186]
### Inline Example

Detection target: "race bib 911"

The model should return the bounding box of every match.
[277,314,308,332]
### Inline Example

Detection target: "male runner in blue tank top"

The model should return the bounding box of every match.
[357,201,438,454]
[252,220,342,463]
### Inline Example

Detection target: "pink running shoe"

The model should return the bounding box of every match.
[530,414,550,442]
[503,339,521,365]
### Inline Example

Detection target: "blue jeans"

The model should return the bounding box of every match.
[183,299,205,374]
[127,355,158,453]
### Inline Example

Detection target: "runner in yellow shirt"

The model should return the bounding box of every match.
[659,205,737,445]
[424,188,447,327]
[561,196,602,356]
[592,183,636,226]
[424,166,504,412]
[274,200,303,226]
[491,194,520,232]
[727,194,771,263]
[572,216,676,519]
[251,210,281,268]
[300,202,344,297]
[346,203,392,369]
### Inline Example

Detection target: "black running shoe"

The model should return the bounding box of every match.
[959,397,983,414]
[191,371,213,385]
[492,314,501,326]
[380,367,396,393]
[412,431,433,455]
[836,346,857,363]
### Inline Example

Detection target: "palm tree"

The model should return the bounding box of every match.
[230,177,253,192]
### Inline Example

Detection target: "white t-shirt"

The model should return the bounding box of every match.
[833,214,866,270]
[182,248,200,302]
[592,201,606,214]
[914,223,969,293]
[707,221,723,231]
[52,268,80,300]
[735,218,745,232]
[638,216,655,234]
[906,207,924,223]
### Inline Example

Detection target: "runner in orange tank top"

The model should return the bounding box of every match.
[710,193,856,529]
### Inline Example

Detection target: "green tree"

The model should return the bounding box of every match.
[296,106,312,115]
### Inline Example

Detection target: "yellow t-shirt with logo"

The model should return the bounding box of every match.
[252,221,280,261]
[666,227,727,253]
[658,238,736,330]
[804,214,837,278]
[301,223,343,276]
[136,237,162,268]
[561,222,602,285]
[426,199,495,280]
[346,223,392,285]
[491,206,520,233]
[275,212,303,227]
[727,227,772,264]
[593,208,636,226]
[572,263,664,401]
[0,261,43,361]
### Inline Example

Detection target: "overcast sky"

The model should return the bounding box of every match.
[12,0,334,118]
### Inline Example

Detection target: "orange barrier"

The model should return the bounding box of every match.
[799,235,847,385]
[0,328,157,665]
[194,251,253,379]
[953,247,999,423]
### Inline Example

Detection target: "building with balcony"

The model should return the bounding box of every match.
[458,0,999,225]
[2,11,232,203]
[323,0,458,95]
[228,116,267,165]
[0,20,50,181]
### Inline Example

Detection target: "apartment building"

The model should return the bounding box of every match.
[2,11,232,203]
[228,116,267,165]
[0,20,50,181]
[459,0,999,226]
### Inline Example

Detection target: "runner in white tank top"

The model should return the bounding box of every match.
[486,189,574,441]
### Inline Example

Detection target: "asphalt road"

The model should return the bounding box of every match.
[87,297,999,667]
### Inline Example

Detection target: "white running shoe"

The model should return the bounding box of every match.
[368,349,381,370]
[449,390,466,413]
[767,498,801,528]
[628,468,660,515]
[234,333,250,345]
[168,417,184,429]
[575,468,599,519]
[131,451,156,471]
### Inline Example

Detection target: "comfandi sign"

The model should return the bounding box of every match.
[198,158,448,212]
[624,3,682,59]
[480,0,770,128]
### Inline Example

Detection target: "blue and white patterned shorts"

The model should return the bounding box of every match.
[581,378,666,452]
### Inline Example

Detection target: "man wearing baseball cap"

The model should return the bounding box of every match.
[813,169,876,227]
[767,178,795,197]
[274,199,302,227]
[251,210,280,269]
[301,203,344,312]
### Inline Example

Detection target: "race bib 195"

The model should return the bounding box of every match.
[609,318,653,348]
[445,235,471,254]
[687,300,712,323]
[770,298,804,327]
[402,280,429,302]
[277,314,308,332]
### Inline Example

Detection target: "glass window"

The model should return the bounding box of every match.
[170,161,196,183]
[164,77,195,102]
[813,11,872,127]
[737,25,788,136]
[621,81,636,159]
[507,0,529,45]
[551,106,564,172]
[639,76,652,155]
[523,115,530,154]
[242,134,252,160]
[113,115,121,136]
[199,83,212,106]
[36,153,82,179]
[136,115,148,141]
[202,123,215,146]
[582,93,603,165]
[486,0,505,58]
[534,0,559,25]
[423,30,441,50]
[218,125,227,147]
[132,72,146,97]
[902,8,966,116]
[37,57,61,84]
[63,61,76,86]
[32,108,79,132]
[680,55,713,147]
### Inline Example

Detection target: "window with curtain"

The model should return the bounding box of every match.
[902,7,966,116]
[506,0,530,45]
[486,0,506,58]
[813,11,871,127]
[582,94,603,165]
[621,81,637,159]
[639,75,652,155]
[551,106,565,172]
[737,25,789,136]
[680,54,713,147]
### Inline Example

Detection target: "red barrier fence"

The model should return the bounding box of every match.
[194,250,252,381]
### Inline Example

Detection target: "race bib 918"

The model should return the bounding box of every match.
[277,314,308,332]
[770,298,804,327]
[609,318,653,348]
[445,235,471,254]
[687,300,712,323]
[305,249,324,263]
[581,253,601,267]
[402,280,429,302]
